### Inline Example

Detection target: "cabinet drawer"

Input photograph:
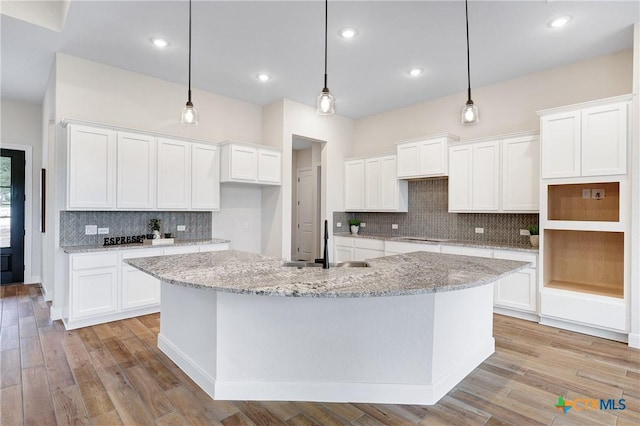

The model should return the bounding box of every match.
[440,245,492,258]
[121,248,163,260]
[492,250,537,268]
[541,289,626,332]
[163,246,200,255]
[385,241,440,254]
[353,238,384,250]
[72,253,118,270]
[334,236,354,247]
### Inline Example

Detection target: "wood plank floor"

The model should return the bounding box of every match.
[1,283,638,425]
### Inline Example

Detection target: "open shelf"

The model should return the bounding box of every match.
[547,182,619,222]
[543,229,624,299]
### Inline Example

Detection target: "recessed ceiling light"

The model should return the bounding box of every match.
[549,16,572,28]
[257,73,271,82]
[407,68,424,77]
[151,37,170,48]
[339,28,358,39]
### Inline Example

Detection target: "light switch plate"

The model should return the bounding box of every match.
[85,225,97,235]
[475,227,484,234]
[336,222,342,228]
[177,225,186,231]
[391,224,399,230]
[98,227,109,235]
[360,223,366,228]
[520,229,530,236]
[592,188,605,200]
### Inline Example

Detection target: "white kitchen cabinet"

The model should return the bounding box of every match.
[396,134,459,179]
[157,138,191,209]
[441,245,493,258]
[448,141,500,212]
[334,236,354,261]
[70,253,119,319]
[353,238,385,261]
[384,241,441,256]
[191,143,220,210]
[346,155,407,212]
[492,250,538,317]
[121,249,163,310]
[219,142,281,185]
[344,159,365,211]
[116,132,157,210]
[540,97,629,179]
[502,135,539,212]
[67,124,117,210]
[258,149,282,184]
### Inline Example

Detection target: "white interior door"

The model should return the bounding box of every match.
[296,168,314,261]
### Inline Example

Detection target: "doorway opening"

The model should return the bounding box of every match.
[292,137,322,261]
[1,149,26,284]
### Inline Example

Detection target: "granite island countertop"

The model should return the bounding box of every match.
[124,249,529,298]
[334,233,539,253]
[61,238,230,254]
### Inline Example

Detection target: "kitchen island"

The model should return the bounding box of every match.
[126,250,528,404]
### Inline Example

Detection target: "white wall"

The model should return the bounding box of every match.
[629,25,640,348]
[213,185,262,254]
[353,49,634,156]
[0,98,43,284]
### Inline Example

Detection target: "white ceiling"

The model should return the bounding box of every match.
[2,1,638,119]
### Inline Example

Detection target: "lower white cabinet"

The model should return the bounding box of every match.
[333,236,384,261]
[63,243,229,330]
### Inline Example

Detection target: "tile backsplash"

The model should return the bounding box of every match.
[60,211,212,246]
[333,178,538,246]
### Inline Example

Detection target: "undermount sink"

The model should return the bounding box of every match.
[282,261,370,269]
[395,236,451,243]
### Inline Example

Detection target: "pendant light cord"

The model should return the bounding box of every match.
[323,0,328,90]
[465,0,471,102]
[188,0,192,103]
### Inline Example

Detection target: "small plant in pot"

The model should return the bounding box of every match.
[349,219,361,235]
[528,224,539,248]
[149,218,162,240]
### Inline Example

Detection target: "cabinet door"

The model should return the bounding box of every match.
[364,158,381,210]
[191,144,220,210]
[353,248,384,261]
[396,142,419,178]
[418,137,447,176]
[68,125,116,209]
[71,267,118,319]
[581,103,627,176]
[258,149,281,184]
[230,145,258,181]
[472,141,500,211]
[121,265,161,310]
[502,136,539,212]
[157,138,191,209]
[379,155,399,210]
[344,160,365,211]
[334,246,354,261]
[448,145,473,211]
[541,111,581,178]
[116,132,156,209]
[494,268,537,313]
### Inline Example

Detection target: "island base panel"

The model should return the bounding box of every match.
[158,282,494,405]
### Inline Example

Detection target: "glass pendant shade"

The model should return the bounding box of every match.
[461,100,479,125]
[316,88,335,115]
[181,101,198,125]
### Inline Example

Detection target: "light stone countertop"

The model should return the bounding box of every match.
[124,249,529,298]
[333,233,539,253]
[61,238,230,254]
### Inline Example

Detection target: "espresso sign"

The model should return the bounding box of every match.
[104,235,146,246]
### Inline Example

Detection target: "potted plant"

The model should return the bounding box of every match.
[528,224,539,248]
[349,218,361,235]
[149,218,162,240]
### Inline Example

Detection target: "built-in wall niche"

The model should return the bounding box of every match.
[543,229,623,298]
[547,182,619,222]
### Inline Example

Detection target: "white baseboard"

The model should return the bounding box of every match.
[493,307,539,322]
[50,307,63,321]
[22,275,41,285]
[63,305,160,330]
[539,316,628,343]
[158,334,493,405]
[628,333,640,349]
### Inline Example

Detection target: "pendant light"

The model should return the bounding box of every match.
[461,0,479,125]
[316,0,335,115]
[181,0,198,125]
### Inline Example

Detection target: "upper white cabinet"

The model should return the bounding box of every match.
[67,124,117,210]
[220,142,281,185]
[116,132,157,210]
[539,97,629,179]
[502,135,540,211]
[157,138,191,209]
[396,134,459,179]
[191,144,220,210]
[345,155,408,212]
[344,160,365,211]
[448,133,539,213]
